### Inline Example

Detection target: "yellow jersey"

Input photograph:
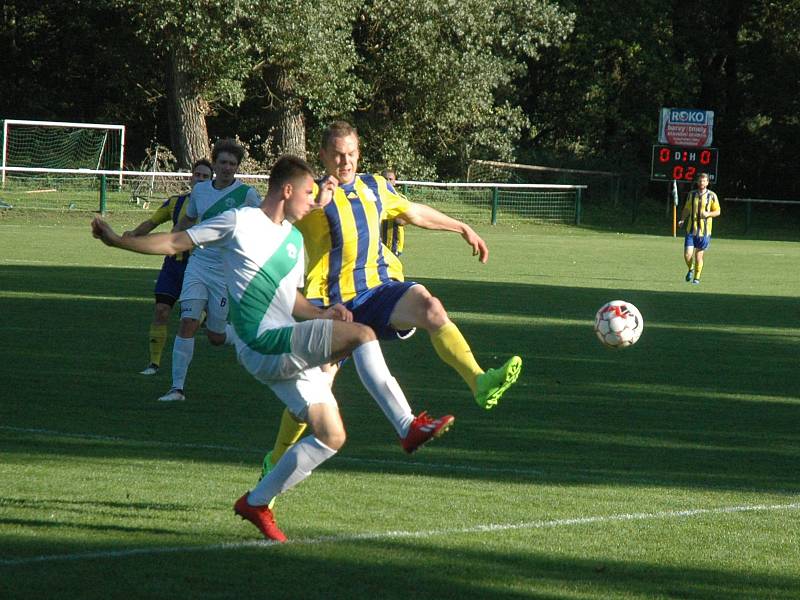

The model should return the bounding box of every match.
[149,193,191,261]
[683,189,720,236]
[297,173,411,305]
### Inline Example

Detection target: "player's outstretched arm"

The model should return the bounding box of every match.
[401,202,489,263]
[91,216,194,256]
[123,220,158,237]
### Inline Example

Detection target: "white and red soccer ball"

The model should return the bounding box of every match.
[594,300,644,348]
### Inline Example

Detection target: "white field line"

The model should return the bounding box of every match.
[2,502,798,566]
[0,425,546,477]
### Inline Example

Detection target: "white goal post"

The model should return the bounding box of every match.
[1,119,125,185]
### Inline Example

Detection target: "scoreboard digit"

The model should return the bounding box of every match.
[651,145,718,182]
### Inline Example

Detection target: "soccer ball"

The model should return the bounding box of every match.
[594,300,644,348]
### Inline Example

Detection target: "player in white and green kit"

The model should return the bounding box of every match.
[91,155,454,543]
[158,139,261,402]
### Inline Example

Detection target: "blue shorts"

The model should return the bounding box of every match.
[154,256,188,305]
[311,280,418,340]
[684,233,711,251]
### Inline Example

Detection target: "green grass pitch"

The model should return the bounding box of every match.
[0,210,798,599]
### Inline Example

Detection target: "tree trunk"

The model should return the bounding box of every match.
[272,68,306,159]
[166,47,210,169]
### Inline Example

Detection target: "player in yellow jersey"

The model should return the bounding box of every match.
[260,121,522,481]
[677,172,721,285]
[125,159,213,375]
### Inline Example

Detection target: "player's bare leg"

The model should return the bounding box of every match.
[684,246,695,282]
[390,285,521,410]
[237,403,344,542]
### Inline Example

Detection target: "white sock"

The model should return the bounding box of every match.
[171,335,194,390]
[352,340,414,437]
[248,436,336,506]
[224,323,237,346]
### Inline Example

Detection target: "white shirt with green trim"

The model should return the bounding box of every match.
[186,206,304,357]
[186,179,261,274]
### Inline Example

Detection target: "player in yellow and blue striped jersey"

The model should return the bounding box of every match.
[678,172,721,285]
[303,123,522,401]
[260,121,522,480]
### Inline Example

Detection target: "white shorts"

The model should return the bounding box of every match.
[236,319,336,419]
[179,261,228,333]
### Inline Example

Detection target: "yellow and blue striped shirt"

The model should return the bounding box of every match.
[149,193,190,261]
[379,176,405,256]
[297,173,411,305]
[683,189,720,236]
[380,218,405,257]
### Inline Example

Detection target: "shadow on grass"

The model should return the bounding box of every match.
[0,516,180,536]
[2,533,799,599]
[2,266,798,497]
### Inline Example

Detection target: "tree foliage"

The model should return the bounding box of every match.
[246,0,363,120]
[524,0,800,197]
[353,0,574,178]
[238,0,364,160]
[0,0,162,156]
[116,0,254,106]
[2,1,799,197]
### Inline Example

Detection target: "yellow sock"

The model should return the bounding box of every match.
[695,261,704,280]
[271,408,307,464]
[148,323,167,366]
[430,322,484,393]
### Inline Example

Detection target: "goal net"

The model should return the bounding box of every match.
[400,180,585,224]
[1,119,125,184]
[468,159,621,206]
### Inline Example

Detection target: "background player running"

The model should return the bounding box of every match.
[125,158,213,376]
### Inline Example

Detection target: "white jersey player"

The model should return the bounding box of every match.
[180,178,261,331]
[91,155,454,542]
[159,139,261,402]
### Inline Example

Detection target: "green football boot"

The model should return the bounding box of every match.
[474,355,522,410]
[260,451,274,481]
[259,451,276,510]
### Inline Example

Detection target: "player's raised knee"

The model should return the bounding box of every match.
[351,321,377,345]
[320,428,346,451]
[418,293,448,329]
[331,320,377,359]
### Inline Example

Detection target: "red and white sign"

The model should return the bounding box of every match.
[658,108,714,147]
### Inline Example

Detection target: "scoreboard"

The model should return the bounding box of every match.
[651,145,718,183]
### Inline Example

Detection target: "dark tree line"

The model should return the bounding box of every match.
[1,0,798,198]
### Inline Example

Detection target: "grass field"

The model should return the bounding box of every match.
[1,207,799,599]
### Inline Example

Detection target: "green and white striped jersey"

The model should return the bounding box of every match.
[186,179,261,273]
[186,206,304,356]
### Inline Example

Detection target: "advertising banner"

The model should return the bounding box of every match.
[658,108,714,147]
